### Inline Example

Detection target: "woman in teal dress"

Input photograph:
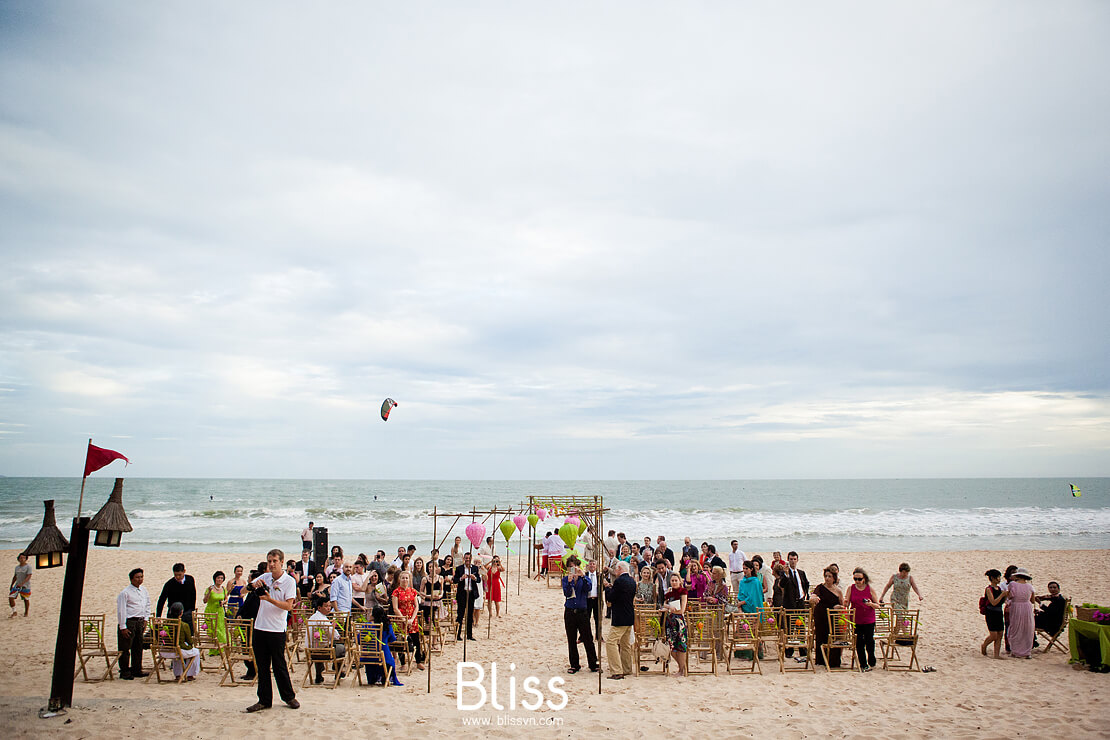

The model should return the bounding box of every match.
[202,570,228,654]
[736,561,764,614]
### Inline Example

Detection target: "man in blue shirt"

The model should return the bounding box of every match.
[561,555,598,673]
[329,563,353,613]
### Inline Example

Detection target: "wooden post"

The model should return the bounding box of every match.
[76,438,91,517]
[47,517,90,711]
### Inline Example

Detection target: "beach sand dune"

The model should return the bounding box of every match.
[1,548,1107,738]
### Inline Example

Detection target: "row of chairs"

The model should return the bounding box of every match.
[631,603,922,675]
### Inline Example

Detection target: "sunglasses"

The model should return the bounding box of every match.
[853,577,864,582]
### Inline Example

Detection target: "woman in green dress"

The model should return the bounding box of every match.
[202,570,228,654]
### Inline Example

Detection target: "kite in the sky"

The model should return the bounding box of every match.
[381,398,397,421]
[1070,483,1081,498]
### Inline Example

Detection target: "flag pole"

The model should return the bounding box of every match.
[76,439,91,518]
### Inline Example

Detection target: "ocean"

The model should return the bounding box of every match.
[0,477,1105,556]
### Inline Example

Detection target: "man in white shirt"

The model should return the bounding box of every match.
[478,536,495,567]
[391,547,406,568]
[244,548,299,712]
[296,550,318,598]
[585,559,602,639]
[306,595,345,684]
[301,521,314,555]
[116,567,151,679]
[728,540,747,597]
[603,530,619,559]
[350,562,368,612]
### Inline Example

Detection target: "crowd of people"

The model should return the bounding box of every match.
[91,520,1074,709]
[981,565,1067,660]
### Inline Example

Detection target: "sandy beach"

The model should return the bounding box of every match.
[1,547,1107,739]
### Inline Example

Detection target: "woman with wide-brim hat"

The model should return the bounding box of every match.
[1005,568,1037,658]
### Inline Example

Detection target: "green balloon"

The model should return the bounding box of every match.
[527,513,539,529]
[577,520,588,536]
[558,523,578,548]
[499,520,516,542]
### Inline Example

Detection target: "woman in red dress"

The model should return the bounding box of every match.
[487,555,505,617]
[391,571,425,670]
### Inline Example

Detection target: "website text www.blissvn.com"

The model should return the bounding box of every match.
[461,715,565,727]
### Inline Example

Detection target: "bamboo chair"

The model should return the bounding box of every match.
[873,604,896,666]
[388,615,413,674]
[220,618,257,687]
[546,555,565,589]
[147,618,197,684]
[191,612,227,674]
[725,613,762,675]
[349,623,394,687]
[780,609,815,672]
[822,606,856,672]
[420,611,443,654]
[882,609,920,671]
[75,614,121,682]
[1036,598,1071,654]
[685,605,718,675]
[285,606,312,671]
[302,617,351,688]
[634,605,667,675]
[756,607,783,671]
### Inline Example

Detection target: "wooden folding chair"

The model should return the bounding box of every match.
[822,606,856,672]
[350,623,394,687]
[147,618,197,684]
[284,606,312,672]
[1036,598,1071,654]
[220,618,257,687]
[873,604,896,666]
[685,605,718,675]
[754,607,781,671]
[191,612,226,674]
[725,613,762,675]
[780,609,815,672]
[546,556,565,589]
[634,605,667,675]
[388,615,413,674]
[302,617,351,688]
[75,614,121,682]
[882,609,920,671]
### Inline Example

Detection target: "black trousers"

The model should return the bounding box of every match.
[456,598,474,638]
[117,617,146,675]
[587,597,601,638]
[856,623,877,668]
[564,608,597,670]
[253,629,296,706]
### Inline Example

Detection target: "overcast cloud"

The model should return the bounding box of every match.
[1,2,1108,479]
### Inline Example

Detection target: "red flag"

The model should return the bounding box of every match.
[83,442,129,478]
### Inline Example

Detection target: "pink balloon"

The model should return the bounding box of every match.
[513,515,527,531]
[465,522,486,550]
[536,508,547,521]
[564,516,580,527]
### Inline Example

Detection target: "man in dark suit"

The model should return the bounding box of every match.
[453,552,482,640]
[156,562,197,629]
[604,561,636,679]
[295,550,319,597]
[561,555,598,673]
[782,550,810,658]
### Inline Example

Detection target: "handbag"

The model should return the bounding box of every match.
[978,595,988,615]
[652,639,671,659]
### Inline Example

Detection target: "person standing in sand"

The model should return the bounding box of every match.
[879,562,924,612]
[301,522,314,555]
[9,554,31,618]
[1006,568,1036,658]
[116,568,150,680]
[981,569,1006,658]
[244,548,299,712]
[605,560,636,680]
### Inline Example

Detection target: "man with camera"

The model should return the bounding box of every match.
[562,555,598,674]
[244,549,299,713]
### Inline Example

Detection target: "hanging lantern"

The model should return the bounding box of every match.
[88,478,132,548]
[22,500,69,569]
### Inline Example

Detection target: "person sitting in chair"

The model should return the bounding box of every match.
[306,595,346,684]
[166,602,201,681]
[1034,581,1066,636]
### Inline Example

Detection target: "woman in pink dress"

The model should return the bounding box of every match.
[1005,568,1036,658]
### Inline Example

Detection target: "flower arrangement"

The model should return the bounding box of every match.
[157,629,169,640]
[647,616,662,637]
[738,621,751,633]
[695,620,705,639]
[1092,611,1110,626]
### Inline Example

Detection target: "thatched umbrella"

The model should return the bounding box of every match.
[23,500,70,569]
[87,478,133,547]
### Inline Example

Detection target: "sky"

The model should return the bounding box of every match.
[1,2,1108,479]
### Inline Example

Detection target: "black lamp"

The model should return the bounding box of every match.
[87,478,132,548]
[22,500,69,569]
